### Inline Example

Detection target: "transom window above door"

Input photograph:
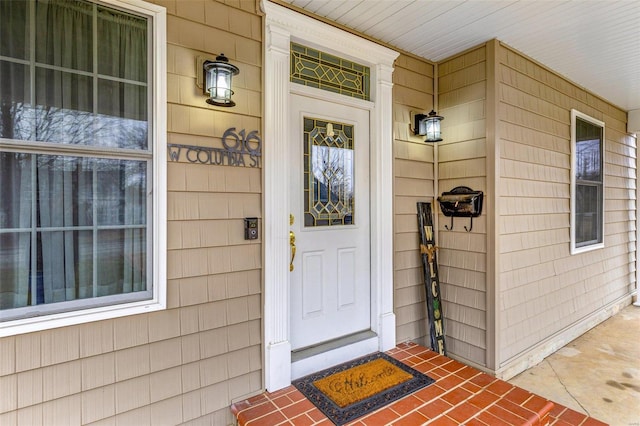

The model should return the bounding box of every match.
[290,42,370,101]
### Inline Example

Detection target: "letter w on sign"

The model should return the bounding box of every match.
[417,202,447,356]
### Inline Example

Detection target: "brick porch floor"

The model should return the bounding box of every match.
[231,342,608,425]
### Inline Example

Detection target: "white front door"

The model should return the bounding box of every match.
[289,93,371,351]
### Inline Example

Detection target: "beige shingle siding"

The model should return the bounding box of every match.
[163,0,264,417]
[0,1,263,424]
[437,45,489,367]
[393,54,436,347]
[497,43,636,364]
[151,0,265,420]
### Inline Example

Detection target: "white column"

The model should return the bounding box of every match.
[371,62,396,351]
[633,110,640,306]
[263,18,292,392]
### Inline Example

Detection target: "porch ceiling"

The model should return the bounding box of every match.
[276,0,640,114]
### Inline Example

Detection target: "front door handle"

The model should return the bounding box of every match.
[290,230,296,271]
[289,214,296,271]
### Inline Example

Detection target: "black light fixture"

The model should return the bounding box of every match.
[203,53,239,107]
[414,110,444,142]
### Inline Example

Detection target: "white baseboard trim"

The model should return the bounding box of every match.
[495,294,632,380]
[265,340,292,392]
[379,312,397,352]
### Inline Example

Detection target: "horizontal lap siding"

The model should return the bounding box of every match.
[497,44,636,365]
[437,46,488,367]
[0,1,263,425]
[393,55,435,345]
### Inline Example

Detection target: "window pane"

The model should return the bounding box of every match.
[576,118,602,182]
[96,160,147,226]
[0,61,32,140]
[97,229,146,296]
[97,6,147,82]
[35,68,95,144]
[36,155,94,228]
[575,138,601,181]
[35,0,93,72]
[0,152,33,229]
[37,230,94,304]
[0,229,94,310]
[0,1,29,60]
[576,184,601,246]
[98,80,147,122]
[0,232,31,309]
[97,79,148,149]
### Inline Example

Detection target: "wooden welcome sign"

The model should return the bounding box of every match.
[417,202,447,356]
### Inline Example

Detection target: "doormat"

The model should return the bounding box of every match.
[292,352,435,425]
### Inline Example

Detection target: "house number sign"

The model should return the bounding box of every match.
[168,128,261,167]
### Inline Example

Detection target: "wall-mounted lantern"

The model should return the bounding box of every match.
[414,110,444,142]
[203,53,239,107]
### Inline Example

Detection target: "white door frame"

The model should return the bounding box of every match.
[262,0,399,392]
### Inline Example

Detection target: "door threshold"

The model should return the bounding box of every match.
[292,330,377,362]
[291,330,378,379]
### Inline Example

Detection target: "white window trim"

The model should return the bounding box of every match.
[0,0,167,337]
[570,109,605,255]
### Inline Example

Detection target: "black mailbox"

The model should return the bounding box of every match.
[437,186,483,232]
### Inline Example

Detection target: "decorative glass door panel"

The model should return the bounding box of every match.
[304,117,354,227]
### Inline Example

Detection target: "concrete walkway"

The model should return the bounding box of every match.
[508,303,640,425]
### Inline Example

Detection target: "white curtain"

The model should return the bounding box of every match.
[122,162,146,293]
[0,153,32,309]
[97,5,148,150]
[38,156,92,303]
[0,0,148,312]
[96,160,147,297]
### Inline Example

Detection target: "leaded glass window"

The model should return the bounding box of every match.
[304,117,354,227]
[291,42,370,100]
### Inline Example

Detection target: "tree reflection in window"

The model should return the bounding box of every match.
[304,118,354,227]
[574,115,603,249]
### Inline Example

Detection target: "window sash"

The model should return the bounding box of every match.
[571,109,605,254]
[574,182,603,247]
[0,0,150,150]
[0,152,152,314]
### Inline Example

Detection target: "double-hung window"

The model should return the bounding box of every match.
[0,0,166,336]
[570,109,605,254]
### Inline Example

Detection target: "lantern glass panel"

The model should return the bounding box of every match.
[426,119,441,141]
[206,68,232,103]
[418,119,428,136]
